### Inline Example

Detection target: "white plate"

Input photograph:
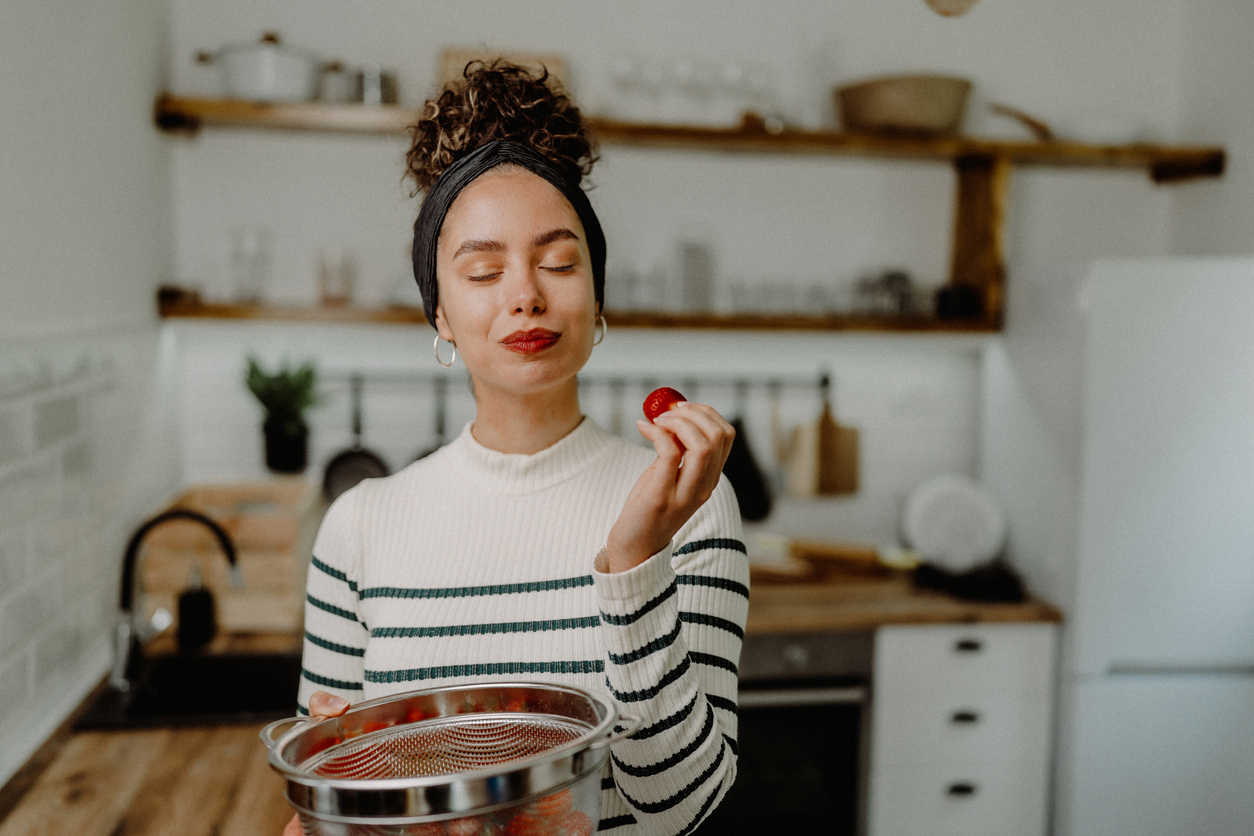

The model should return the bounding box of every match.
[902,474,1005,571]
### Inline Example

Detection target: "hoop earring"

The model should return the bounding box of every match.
[434,334,457,367]
[593,314,608,347]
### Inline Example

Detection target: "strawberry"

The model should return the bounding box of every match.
[642,387,686,423]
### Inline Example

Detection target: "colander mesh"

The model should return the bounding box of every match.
[303,715,589,779]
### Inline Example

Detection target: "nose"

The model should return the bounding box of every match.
[509,265,546,315]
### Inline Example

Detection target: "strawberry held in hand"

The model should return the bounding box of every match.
[642,387,686,422]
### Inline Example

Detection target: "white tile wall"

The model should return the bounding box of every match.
[0,327,182,784]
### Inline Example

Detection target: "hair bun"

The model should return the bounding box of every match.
[405,59,598,194]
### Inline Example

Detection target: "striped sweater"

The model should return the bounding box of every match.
[298,417,749,836]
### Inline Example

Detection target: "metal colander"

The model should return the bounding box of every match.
[303,714,590,780]
[261,682,637,835]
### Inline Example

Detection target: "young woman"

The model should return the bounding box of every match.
[289,62,748,836]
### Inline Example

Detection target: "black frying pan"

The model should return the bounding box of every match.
[323,373,389,503]
[721,381,773,522]
[413,376,448,461]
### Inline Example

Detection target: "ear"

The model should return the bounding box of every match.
[433,305,455,343]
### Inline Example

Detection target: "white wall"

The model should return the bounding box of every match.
[0,0,180,785]
[1170,0,1254,254]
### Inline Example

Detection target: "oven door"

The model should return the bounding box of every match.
[694,631,873,836]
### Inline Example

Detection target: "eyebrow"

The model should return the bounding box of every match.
[449,228,579,261]
[451,238,506,259]
[532,228,580,248]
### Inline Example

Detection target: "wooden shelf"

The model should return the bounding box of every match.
[156,298,998,333]
[155,94,1224,183]
[153,94,1226,333]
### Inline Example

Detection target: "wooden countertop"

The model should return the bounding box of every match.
[0,576,1059,832]
[0,722,293,836]
[745,572,1062,634]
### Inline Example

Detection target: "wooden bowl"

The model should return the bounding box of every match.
[836,75,972,135]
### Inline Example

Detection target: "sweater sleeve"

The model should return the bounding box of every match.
[296,486,369,715]
[592,475,749,836]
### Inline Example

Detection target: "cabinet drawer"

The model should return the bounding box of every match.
[869,761,1048,836]
[875,624,1055,698]
[872,695,1051,767]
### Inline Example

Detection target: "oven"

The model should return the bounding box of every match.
[695,630,873,835]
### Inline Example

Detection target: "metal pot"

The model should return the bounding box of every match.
[261,682,636,834]
[202,32,320,103]
[836,75,972,136]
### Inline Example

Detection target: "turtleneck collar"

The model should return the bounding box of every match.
[444,416,619,495]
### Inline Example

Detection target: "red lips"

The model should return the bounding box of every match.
[500,328,560,354]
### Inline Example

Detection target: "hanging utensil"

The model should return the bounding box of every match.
[786,372,859,496]
[413,376,448,460]
[322,374,389,503]
[817,373,859,495]
[721,380,773,521]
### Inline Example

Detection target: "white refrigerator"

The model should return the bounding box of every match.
[1060,257,1254,835]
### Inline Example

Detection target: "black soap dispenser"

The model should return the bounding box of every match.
[177,564,216,653]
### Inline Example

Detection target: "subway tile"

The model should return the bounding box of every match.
[0,410,26,467]
[32,511,91,563]
[61,440,92,476]
[0,532,29,591]
[34,395,80,449]
[0,458,58,530]
[0,652,31,729]
[0,571,62,658]
[33,620,86,689]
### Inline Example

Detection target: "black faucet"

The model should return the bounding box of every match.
[112,508,242,690]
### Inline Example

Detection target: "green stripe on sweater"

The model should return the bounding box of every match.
[365,659,605,684]
[361,574,594,600]
[371,616,600,639]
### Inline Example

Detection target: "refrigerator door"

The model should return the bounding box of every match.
[1074,258,1254,674]
[1068,675,1254,836]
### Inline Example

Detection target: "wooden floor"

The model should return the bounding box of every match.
[0,724,292,836]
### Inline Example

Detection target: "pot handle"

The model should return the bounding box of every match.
[259,715,312,750]
[588,713,643,750]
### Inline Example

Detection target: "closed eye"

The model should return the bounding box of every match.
[544,264,576,273]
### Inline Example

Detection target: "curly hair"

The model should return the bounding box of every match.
[405,59,599,195]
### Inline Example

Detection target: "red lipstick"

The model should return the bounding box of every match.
[500,328,560,354]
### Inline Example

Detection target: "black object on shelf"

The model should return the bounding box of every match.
[913,558,1026,602]
[935,283,985,320]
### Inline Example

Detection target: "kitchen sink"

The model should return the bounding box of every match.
[74,652,303,729]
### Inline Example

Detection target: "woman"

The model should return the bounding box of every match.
[289,61,748,836]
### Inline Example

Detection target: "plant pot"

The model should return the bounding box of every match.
[264,422,308,473]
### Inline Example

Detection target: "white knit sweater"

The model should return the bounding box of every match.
[297,417,749,836]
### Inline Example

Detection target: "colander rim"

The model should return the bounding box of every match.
[267,680,620,792]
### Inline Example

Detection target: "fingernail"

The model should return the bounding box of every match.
[326,695,349,711]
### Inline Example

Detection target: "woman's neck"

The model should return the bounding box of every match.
[469,377,584,454]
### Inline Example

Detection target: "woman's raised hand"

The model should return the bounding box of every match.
[606,402,735,573]
[282,691,351,836]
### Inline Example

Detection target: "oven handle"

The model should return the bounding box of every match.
[737,685,868,708]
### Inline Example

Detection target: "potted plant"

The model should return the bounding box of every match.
[245,357,318,473]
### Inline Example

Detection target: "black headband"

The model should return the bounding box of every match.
[411,140,606,328]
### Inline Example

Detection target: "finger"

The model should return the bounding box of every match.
[656,408,733,503]
[637,418,684,470]
[308,690,351,718]
[654,408,723,471]
[660,403,734,463]
[283,813,303,836]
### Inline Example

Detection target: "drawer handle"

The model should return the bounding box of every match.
[954,638,983,653]
[947,782,978,797]
[951,710,980,724]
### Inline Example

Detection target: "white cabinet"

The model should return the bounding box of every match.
[868,623,1057,836]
